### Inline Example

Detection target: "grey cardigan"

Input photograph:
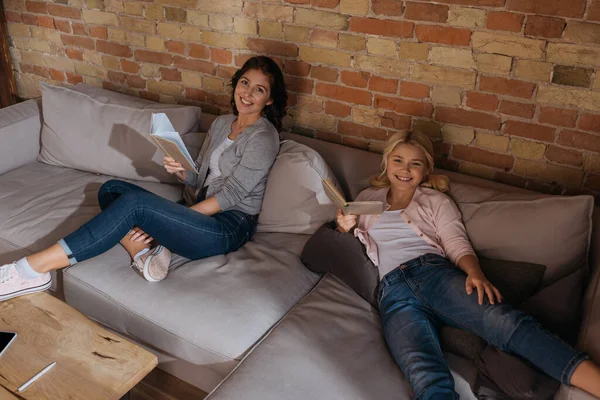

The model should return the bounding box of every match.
[182,114,280,215]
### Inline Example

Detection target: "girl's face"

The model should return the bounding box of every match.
[386,143,428,192]
[234,69,273,117]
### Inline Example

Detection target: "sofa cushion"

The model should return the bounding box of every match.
[257,140,339,235]
[62,231,319,368]
[0,162,183,253]
[37,83,201,184]
[206,275,478,400]
[0,99,41,175]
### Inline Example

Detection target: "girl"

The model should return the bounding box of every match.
[0,55,287,299]
[336,131,600,399]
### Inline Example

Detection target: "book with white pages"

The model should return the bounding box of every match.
[322,178,384,215]
[150,113,198,174]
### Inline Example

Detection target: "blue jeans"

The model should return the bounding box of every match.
[58,179,257,265]
[378,253,588,400]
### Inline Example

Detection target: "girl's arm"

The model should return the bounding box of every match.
[456,254,503,305]
[190,196,221,216]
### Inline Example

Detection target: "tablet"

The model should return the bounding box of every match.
[0,332,17,358]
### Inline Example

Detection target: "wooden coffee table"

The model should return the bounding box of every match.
[0,292,157,399]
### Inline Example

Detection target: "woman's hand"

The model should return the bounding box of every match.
[336,209,357,233]
[128,227,153,244]
[163,156,187,181]
[466,269,503,305]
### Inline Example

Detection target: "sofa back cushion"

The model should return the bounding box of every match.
[257,140,338,235]
[37,83,201,183]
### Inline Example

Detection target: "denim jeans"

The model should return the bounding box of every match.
[377,253,588,400]
[58,179,257,265]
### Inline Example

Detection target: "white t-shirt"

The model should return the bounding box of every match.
[204,137,234,187]
[368,210,443,279]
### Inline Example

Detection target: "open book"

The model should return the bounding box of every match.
[150,113,198,174]
[322,179,384,215]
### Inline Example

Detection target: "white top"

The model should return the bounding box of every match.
[204,136,235,187]
[368,210,443,279]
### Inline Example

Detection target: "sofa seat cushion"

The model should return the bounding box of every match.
[62,231,319,366]
[0,162,182,253]
[206,275,477,400]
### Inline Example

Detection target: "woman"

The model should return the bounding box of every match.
[0,55,287,299]
[336,131,600,399]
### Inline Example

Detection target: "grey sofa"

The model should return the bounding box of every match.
[1,86,598,400]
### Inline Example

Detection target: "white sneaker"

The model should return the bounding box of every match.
[0,263,52,301]
[130,246,171,282]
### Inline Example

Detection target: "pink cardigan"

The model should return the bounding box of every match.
[353,186,476,266]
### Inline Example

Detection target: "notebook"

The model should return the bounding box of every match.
[150,113,198,174]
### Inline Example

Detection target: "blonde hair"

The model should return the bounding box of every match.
[371,131,450,193]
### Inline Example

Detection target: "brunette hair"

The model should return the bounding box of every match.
[230,56,288,132]
[371,131,450,193]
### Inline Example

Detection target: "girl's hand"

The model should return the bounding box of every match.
[163,156,187,181]
[336,209,357,233]
[128,227,153,244]
[466,270,503,305]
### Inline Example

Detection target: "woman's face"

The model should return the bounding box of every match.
[234,68,273,118]
[386,143,428,192]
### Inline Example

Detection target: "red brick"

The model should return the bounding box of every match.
[285,0,309,4]
[317,83,372,106]
[495,172,527,188]
[342,137,370,151]
[26,1,47,14]
[285,76,314,94]
[72,23,87,36]
[504,120,556,142]
[316,130,342,144]
[349,17,414,38]
[141,90,161,102]
[375,95,432,117]
[588,1,600,22]
[311,66,338,82]
[217,66,237,79]
[185,88,206,101]
[325,101,351,117]
[486,11,524,32]
[22,13,39,25]
[479,76,535,99]
[539,107,577,127]
[373,0,404,16]
[400,82,429,98]
[285,61,311,77]
[102,82,119,92]
[405,2,448,23]
[338,121,389,141]
[524,15,565,38]
[466,91,498,111]
[435,107,501,130]
[247,38,298,57]
[370,77,398,94]
[415,25,471,46]
[66,72,83,84]
[435,0,504,5]
[381,112,411,130]
[37,16,55,28]
[166,41,185,55]
[108,70,126,83]
[61,34,94,50]
[21,64,48,78]
[341,71,370,88]
[206,92,230,107]
[211,48,232,64]
[121,60,139,73]
[311,0,339,8]
[234,54,253,67]
[586,175,600,191]
[559,130,600,153]
[96,41,132,57]
[89,26,108,39]
[126,75,146,89]
[55,19,71,33]
[189,44,209,59]
[66,48,84,60]
[506,0,586,18]
[575,114,600,134]
[453,145,514,170]
[160,67,182,81]
[546,145,583,166]
[5,11,22,23]
[311,29,337,45]
[174,56,214,73]
[287,93,298,107]
[47,4,81,19]
[498,100,536,119]
[135,50,173,66]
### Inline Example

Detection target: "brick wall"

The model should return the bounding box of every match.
[4,0,600,200]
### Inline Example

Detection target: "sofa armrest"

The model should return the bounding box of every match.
[579,207,600,362]
[0,99,42,175]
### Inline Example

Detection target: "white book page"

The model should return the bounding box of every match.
[151,113,196,168]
